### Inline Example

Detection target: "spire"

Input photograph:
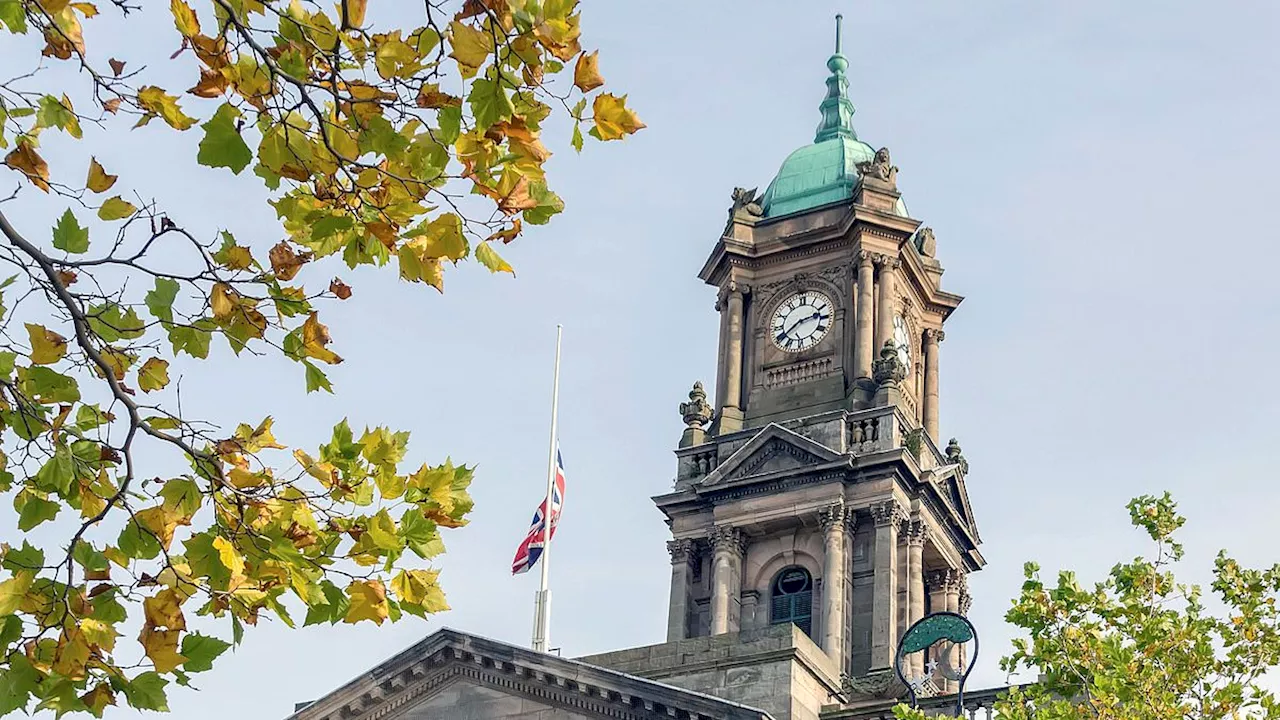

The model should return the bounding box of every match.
[814,13,858,143]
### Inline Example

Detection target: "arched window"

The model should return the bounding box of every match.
[770,567,813,636]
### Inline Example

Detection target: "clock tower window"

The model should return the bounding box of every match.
[769,567,814,637]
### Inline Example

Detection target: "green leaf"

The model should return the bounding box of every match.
[117,519,162,560]
[75,403,113,430]
[198,103,252,174]
[145,277,179,323]
[36,94,81,138]
[121,672,169,711]
[438,105,461,145]
[72,540,109,573]
[138,357,170,392]
[475,242,514,275]
[52,209,89,253]
[0,0,29,34]
[168,320,215,359]
[1,541,44,572]
[304,360,332,394]
[16,492,59,531]
[87,302,145,341]
[0,655,40,715]
[0,351,13,378]
[521,181,564,225]
[179,633,230,673]
[570,123,584,153]
[468,77,514,130]
[32,445,74,494]
[97,196,137,221]
[18,366,79,403]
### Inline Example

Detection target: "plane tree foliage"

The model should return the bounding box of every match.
[0,0,643,714]
[895,493,1280,720]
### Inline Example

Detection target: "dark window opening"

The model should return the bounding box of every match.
[770,567,813,637]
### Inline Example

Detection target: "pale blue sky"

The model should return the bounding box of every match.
[3,1,1280,717]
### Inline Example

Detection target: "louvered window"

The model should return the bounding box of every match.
[770,568,813,637]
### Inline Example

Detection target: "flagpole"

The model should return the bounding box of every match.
[532,324,562,653]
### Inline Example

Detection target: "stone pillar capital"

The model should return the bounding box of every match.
[857,249,875,267]
[904,517,927,547]
[709,525,747,557]
[923,328,945,344]
[818,501,856,534]
[959,587,973,615]
[667,538,696,564]
[925,568,955,593]
[727,280,751,297]
[874,254,899,271]
[869,500,905,529]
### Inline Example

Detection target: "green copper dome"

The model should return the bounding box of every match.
[761,16,908,219]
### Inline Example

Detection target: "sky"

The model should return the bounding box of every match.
[3,1,1280,717]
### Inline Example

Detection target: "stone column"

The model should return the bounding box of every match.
[721,281,750,431]
[709,525,746,636]
[944,572,963,688]
[666,539,695,642]
[869,500,903,670]
[922,329,944,441]
[874,256,897,352]
[925,569,954,693]
[904,518,927,678]
[819,502,854,669]
[714,295,729,412]
[854,251,876,380]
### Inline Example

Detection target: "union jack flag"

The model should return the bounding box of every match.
[511,445,566,575]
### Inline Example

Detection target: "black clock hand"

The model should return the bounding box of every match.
[782,311,822,337]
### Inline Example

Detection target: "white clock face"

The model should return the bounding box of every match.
[770,291,834,353]
[893,315,912,373]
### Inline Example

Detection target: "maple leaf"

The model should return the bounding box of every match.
[138,357,170,392]
[591,93,645,141]
[344,579,389,625]
[573,50,604,92]
[329,278,352,299]
[4,141,51,192]
[269,241,311,281]
[86,157,118,193]
[26,323,68,365]
[301,312,342,365]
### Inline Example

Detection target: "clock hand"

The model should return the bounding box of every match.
[782,311,822,337]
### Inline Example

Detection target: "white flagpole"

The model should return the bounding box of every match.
[531,324,562,653]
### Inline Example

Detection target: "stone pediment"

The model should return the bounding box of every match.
[286,628,770,720]
[699,423,842,487]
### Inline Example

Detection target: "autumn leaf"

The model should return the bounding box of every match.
[137,86,197,130]
[475,242,515,275]
[210,283,235,320]
[391,569,449,612]
[138,357,170,392]
[98,196,137,221]
[301,312,342,364]
[169,0,199,37]
[269,241,311,281]
[26,323,68,365]
[344,579,389,625]
[343,0,368,27]
[449,20,492,77]
[86,157,118,193]
[329,278,352,299]
[573,50,604,92]
[4,141,51,192]
[485,218,522,244]
[591,93,646,141]
[143,589,187,630]
[139,627,187,673]
[188,68,229,98]
[415,83,461,109]
[108,58,126,76]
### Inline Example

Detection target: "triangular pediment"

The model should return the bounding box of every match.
[700,423,842,487]
[925,464,980,540]
[288,628,770,720]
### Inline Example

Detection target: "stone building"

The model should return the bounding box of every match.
[288,16,1000,720]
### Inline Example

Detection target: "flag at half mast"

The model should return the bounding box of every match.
[511,444,565,575]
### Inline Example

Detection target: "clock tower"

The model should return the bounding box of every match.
[590,16,985,714]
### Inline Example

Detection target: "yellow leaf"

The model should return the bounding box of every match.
[212,536,246,580]
[343,579,389,625]
[0,572,34,616]
[136,506,187,551]
[409,212,468,261]
[573,50,604,92]
[72,2,99,17]
[4,142,51,192]
[188,67,229,98]
[475,242,514,275]
[170,0,200,37]
[228,466,270,489]
[301,312,342,365]
[415,83,461,109]
[139,626,187,673]
[449,20,492,78]
[137,86,198,130]
[97,196,136,221]
[145,588,191,630]
[233,416,286,452]
[53,626,92,679]
[81,618,118,652]
[391,569,450,612]
[81,683,116,715]
[138,357,170,392]
[343,0,368,27]
[86,157,118,193]
[211,282,235,320]
[26,323,69,365]
[293,449,339,487]
[592,93,645,141]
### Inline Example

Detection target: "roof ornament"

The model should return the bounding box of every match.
[815,14,858,143]
[857,147,898,187]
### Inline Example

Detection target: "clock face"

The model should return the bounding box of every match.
[893,315,912,372]
[770,291,834,353]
